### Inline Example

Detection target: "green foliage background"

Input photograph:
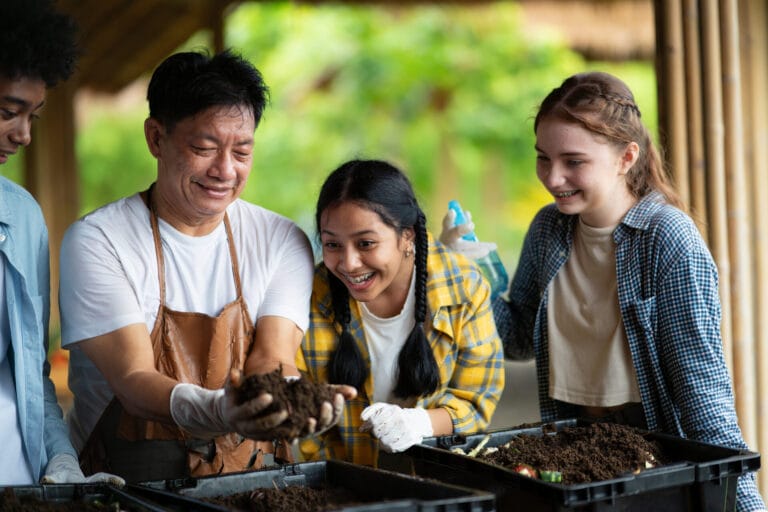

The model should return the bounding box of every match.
[71,2,657,269]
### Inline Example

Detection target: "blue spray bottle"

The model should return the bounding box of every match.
[448,200,509,300]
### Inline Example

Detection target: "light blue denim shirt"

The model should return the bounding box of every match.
[494,192,764,512]
[0,176,76,481]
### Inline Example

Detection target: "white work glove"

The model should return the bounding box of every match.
[170,370,288,440]
[439,209,498,260]
[360,403,433,453]
[41,453,125,486]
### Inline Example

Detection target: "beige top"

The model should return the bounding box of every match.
[547,217,641,407]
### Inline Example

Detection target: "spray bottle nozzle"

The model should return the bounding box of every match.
[448,200,478,242]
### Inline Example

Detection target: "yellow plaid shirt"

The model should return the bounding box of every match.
[297,234,505,465]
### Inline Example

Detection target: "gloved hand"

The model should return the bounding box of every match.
[278,377,348,439]
[170,369,288,440]
[439,209,498,260]
[360,403,433,453]
[306,384,356,437]
[41,453,125,486]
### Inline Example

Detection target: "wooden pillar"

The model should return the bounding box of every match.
[210,0,228,52]
[682,0,707,237]
[24,80,80,341]
[740,0,768,498]
[654,0,689,205]
[720,0,756,448]
[699,0,735,371]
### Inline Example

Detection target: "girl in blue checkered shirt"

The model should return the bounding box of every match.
[441,71,764,511]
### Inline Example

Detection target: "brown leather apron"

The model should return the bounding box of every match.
[79,189,285,483]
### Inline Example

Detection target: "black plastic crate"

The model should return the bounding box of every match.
[384,419,760,511]
[0,483,167,511]
[125,459,495,511]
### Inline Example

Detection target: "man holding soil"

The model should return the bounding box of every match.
[59,50,347,483]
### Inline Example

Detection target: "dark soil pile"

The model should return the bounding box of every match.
[235,369,336,439]
[0,487,136,512]
[208,486,365,512]
[479,422,666,484]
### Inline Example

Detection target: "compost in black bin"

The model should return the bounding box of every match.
[0,484,165,512]
[126,459,496,512]
[392,419,761,512]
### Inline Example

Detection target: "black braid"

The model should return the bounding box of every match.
[393,210,440,399]
[413,211,429,325]
[327,272,368,391]
[316,159,441,399]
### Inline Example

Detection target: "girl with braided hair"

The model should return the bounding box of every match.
[298,159,504,465]
[442,71,764,511]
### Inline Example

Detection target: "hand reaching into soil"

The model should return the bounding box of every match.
[170,369,289,440]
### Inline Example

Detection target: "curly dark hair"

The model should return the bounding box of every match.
[0,0,80,87]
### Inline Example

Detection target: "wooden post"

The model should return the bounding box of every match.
[740,0,768,496]
[720,0,756,447]
[682,0,707,237]
[654,0,689,206]
[211,0,228,52]
[24,80,80,342]
[700,1,734,374]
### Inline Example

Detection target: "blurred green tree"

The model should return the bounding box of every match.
[72,2,657,270]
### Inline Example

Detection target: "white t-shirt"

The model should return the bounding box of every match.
[547,218,640,407]
[0,256,35,484]
[360,271,415,404]
[59,194,314,451]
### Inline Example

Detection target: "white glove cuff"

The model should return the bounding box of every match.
[170,383,228,439]
[44,453,81,475]
[404,407,433,438]
[452,239,497,260]
[41,453,85,484]
[46,452,79,469]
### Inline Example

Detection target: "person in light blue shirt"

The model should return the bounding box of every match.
[0,0,121,486]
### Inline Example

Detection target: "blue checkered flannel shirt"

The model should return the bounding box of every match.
[493,193,764,511]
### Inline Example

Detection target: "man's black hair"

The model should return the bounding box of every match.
[0,0,80,87]
[147,49,270,132]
